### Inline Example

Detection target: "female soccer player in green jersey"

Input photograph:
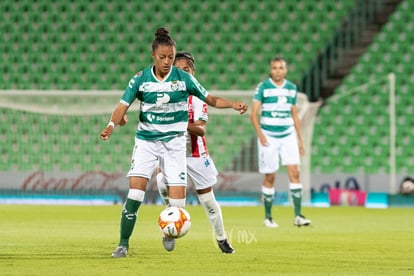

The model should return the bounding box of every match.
[100,27,247,258]
[156,51,234,254]
[250,57,311,228]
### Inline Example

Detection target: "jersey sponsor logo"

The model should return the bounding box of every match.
[146,114,156,122]
[157,116,175,121]
[270,111,289,118]
[156,93,170,106]
[146,113,174,122]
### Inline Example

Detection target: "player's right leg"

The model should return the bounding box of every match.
[257,135,280,228]
[112,177,147,258]
[112,138,158,258]
[262,178,278,228]
[187,156,234,253]
[197,188,235,254]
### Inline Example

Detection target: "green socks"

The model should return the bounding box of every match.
[290,183,303,217]
[262,186,275,219]
[263,193,273,219]
[119,198,141,247]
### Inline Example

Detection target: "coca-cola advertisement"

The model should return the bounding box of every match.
[0,170,258,205]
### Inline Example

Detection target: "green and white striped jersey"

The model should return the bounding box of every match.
[121,66,209,141]
[253,78,297,138]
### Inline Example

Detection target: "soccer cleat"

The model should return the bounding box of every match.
[217,239,235,254]
[264,218,279,228]
[162,236,176,252]
[294,215,311,227]
[111,245,128,258]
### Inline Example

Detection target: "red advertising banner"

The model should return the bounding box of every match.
[329,189,367,206]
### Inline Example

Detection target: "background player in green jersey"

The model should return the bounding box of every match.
[250,57,311,228]
[100,27,247,258]
[156,51,234,254]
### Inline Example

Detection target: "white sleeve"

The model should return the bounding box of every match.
[192,96,208,122]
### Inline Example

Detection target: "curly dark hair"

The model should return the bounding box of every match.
[152,27,176,51]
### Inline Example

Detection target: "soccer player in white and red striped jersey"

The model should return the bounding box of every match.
[157,51,234,254]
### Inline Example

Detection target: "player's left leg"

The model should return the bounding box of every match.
[159,135,187,251]
[286,169,311,227]
[161,185,186,252]
[282,133,311,227]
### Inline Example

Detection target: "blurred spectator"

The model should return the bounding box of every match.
[399,177,414,195]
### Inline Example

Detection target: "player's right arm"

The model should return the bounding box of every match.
[100,73,140,140]
[100,103,129,140]
[250,100,268,147]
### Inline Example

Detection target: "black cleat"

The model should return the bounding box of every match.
[217,239,235,254]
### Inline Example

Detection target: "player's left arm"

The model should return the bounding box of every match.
[291,105,305,156]
[187,75,248,114]
[205,94,248,114]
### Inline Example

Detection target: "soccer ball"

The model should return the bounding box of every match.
[158,206,191,238]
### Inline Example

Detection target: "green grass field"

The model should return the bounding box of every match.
[0,204,413,276]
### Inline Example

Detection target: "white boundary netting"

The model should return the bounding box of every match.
[0,90,256,116]
[297,93,323,203]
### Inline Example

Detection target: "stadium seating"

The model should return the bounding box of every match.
[0,0,356,91]
[312,0,413,174]
[0,0,362,173]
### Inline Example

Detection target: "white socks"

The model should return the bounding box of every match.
[127,189,145,202]
[198,191,226,241]
[156,172,169,205]
[157,173,225,240]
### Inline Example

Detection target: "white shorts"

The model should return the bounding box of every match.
[187,156,218,190]
[257,132,300,174]
[127,135,187,186]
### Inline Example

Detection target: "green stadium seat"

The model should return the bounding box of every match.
[4,0,409,175]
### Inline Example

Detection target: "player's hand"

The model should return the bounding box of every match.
[299,144,305,156]
[233,102,248,114]
[259,133,269,146]
[100,126,114,140]
[119,114,128,126]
